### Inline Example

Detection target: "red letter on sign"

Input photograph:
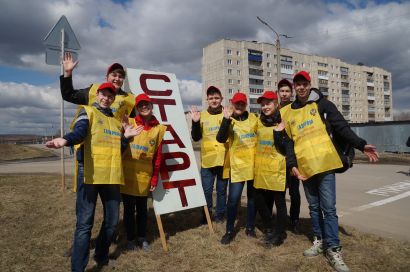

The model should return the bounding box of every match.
[140,74,173,96]
[151,98,176,122]
[162,179,196,207]
[160,152,190,180]
[163,125,185,148]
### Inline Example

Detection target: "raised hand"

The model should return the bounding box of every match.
[45,138,67,149]
[223,106,233,119]
[292,167,307,181]
[189,106,200,122]
[62,52,79,77]
[124,125,144,139]
[121,115,131,131]
[363,144,379,163]
[150,185,156,192]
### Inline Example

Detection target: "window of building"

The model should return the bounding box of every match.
[267,81,271,86]
[227,59,232,65]
[318,62,328,67]
[237,80,241,84]
[267,71,272,77]
[237,70,241,76]
[228,88,233,94]
[228,69,232,75]
[267,62,271,68]
[237,60,240,65]
[266,53,271,58]
[236,51,240,56]
[228,79,233,84]
[227,49,232,55]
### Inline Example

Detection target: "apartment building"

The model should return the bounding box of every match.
[202,39,393,123]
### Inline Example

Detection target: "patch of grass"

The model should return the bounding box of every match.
[0,144,56,161]
[0,174,409,272]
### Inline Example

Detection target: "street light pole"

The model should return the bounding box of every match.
[257,16,293,100]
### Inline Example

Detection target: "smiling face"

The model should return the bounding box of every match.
[260,98,277,116]
[207,93,223,109]
[96,89,116,109]
[232,101,246,116]
[294,79,311,103]
[136,100,153,118]
[106,71,125,90]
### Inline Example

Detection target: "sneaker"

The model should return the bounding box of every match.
[126,240,137,251]
[325,246,350,272]
[245,228,257,238]
[137,238,151,252]
[303,236,323,257]
[262,229,274,242]
[221,231,234,245]
[289,219,300,234]
[264,232,286,248]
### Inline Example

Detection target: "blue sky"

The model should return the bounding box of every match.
[0,0,409,134]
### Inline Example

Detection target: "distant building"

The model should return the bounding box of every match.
[202,39,393,123]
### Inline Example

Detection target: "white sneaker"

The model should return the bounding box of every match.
[325,246,350,272]
[303,236,323,257]
[137,237,151,252]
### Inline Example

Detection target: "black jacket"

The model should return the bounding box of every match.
[285,88,367,170]
[216,111,250,143]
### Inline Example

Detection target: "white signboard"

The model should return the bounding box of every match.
[125,68,206,215]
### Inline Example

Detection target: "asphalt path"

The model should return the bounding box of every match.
[1,150,409,241]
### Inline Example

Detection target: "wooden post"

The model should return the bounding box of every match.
[203,206,214,233]
[155,214,168,252]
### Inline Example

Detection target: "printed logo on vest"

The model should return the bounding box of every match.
[97,118,104,125]
[149,139,156,146]
[310,108,317,116]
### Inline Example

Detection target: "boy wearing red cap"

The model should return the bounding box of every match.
[216,92,258,244]
[46,83,141,271]
[60,52,135,120]
[121,93,166,251]
[254,91,288,247]
[190,86,228,223]
[282,70,379,272]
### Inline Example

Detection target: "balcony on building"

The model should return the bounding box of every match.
[249,87,264,95]
[280,55,293,75]
[319,87,329,96]
[248,50,263,68]
[366,72,374,86]
[368,106,376,113]
[318,79,328,88]
[249,68,264,80]
[368,113,376,122]
[342,105,350,120]
[318,70,329,80]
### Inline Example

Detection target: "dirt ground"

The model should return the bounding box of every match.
[0,174,409,272]
[0,144,56,162]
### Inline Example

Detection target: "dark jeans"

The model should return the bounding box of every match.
[303,172,339,249]
[201,166,228,217]
[71,163,120,272]
[255,188,287,234]
[122,194,148,241]
[226,180,256,233]
[287,175,301,221]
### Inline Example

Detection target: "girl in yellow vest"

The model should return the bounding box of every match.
[216,92,258,244]
[254,91,288,247]
[45,83,141,271]
[190,86,228,223]
[121,93,167,251]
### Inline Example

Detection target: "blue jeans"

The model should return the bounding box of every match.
[201,166,227,218]
[122,194,148,241]
[71,163,120,272]
[226,180,256,233]
[303,172,339,249]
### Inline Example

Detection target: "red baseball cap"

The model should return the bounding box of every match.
[135,93,152,106]
[107,63,125,75]
[257,91,278,104]
[231,92,247,104]
[97,82,117,94]
[293,71,311,82]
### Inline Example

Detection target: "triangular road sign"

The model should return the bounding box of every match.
[43,15,81,50]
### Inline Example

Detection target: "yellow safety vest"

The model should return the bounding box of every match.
[199,111,227,168]
[283,103,343,179]
[88,84,136,121]
[279,103,291,119]
[254,119,287,191]
[82,106,124,185]
[121,118,166,196]
[226,113,258,183]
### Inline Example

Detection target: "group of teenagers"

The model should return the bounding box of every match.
[190,70,378,272]
[46,52,379,272]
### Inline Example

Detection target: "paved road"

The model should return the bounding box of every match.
[1,151,409,241]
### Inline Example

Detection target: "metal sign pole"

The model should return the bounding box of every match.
[60,28,65,190]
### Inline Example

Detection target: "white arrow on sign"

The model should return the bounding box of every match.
[43,15,81,50]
